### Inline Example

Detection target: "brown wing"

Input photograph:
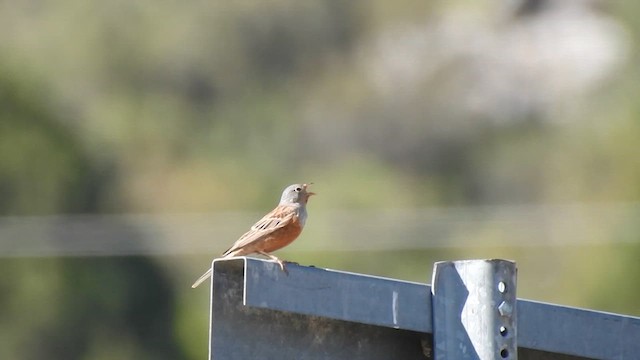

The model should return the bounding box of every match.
[222,205,297,256]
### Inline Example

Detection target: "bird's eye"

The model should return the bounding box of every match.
[295,187,302,192]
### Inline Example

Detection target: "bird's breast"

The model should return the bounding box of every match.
[260,216,303,253]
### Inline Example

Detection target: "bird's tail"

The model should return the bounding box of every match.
[191,268,213,288]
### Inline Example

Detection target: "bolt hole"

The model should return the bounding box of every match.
[499,326,508,337]
[498,281,507,293]
[500,348,509,358]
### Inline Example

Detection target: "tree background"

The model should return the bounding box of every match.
[1,0,639,358]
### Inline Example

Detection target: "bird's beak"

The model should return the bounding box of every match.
[303,183,316,196]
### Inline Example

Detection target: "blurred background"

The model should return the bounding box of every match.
[1,0,639,358]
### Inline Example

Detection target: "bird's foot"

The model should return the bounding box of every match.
[277,260,289,276]
[258,251,289,275]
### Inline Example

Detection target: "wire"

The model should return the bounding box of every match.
[0,203,638,257]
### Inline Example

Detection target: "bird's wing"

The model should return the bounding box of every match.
[222,205,297,256]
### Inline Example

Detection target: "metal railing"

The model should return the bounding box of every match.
[205,257,640,360]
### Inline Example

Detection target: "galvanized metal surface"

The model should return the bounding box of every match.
[431,260,518,360]
[518,300,640,360]
[240,257,431,333]
[209,258,430,360]
[207,257,640,360]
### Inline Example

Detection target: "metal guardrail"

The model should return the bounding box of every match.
[206,257,640,360]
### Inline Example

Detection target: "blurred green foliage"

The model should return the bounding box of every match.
[1,0,640,359]
[0,70,97,215]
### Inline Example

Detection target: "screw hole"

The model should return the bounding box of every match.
[500,348,509,358]
[498,281,507,293]
[499,326,508,337]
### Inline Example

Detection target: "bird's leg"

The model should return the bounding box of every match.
[258,251,289,275]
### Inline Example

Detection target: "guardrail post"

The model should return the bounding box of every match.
[431,259,517,360]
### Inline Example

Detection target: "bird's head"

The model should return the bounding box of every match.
[280,183,315,205]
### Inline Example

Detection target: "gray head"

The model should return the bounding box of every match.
[279,183,315,205]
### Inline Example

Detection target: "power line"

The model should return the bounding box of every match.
[0,203,638,257]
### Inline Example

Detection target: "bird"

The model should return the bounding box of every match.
[191,183,315,288]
